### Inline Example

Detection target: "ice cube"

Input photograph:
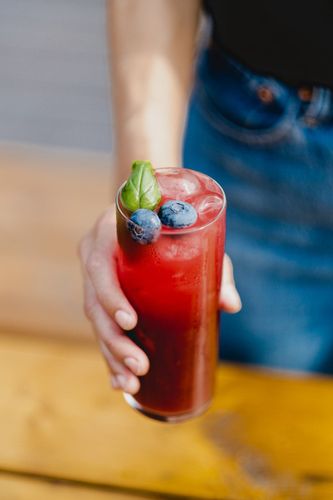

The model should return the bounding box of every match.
[193,194,224,223]
[158,235,201,261]
[157,170,201,200]
[199,175,222,195]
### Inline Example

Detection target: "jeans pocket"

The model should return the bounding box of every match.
[194,52,298,146]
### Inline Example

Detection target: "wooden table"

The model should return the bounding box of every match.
[1,146,333,500]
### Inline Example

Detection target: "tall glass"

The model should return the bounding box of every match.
[116,168,226,422]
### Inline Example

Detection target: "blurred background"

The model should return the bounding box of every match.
[1,0,111,151]
[0,0,112,342]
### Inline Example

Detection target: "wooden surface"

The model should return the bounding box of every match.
[1,332,333,500]
[2,145,333,499]
[0,473,147,500]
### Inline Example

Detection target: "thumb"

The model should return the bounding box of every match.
[219,254,242,313]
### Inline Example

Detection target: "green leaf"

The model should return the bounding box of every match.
[121,161,161,212]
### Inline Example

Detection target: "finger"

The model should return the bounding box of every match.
[83,276,150,377]
[219,254,242,313]
[83,209,138,331]
[99,340,140,395]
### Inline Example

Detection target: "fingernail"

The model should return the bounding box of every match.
[111,374,127,390]
[223,286,242,311]
[115,310,134,330]
[124,357,139,374]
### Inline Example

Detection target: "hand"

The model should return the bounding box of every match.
[79,205,150,396]
[79,206,241,396]
[219,254,242,313]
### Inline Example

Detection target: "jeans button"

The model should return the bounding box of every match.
[298,87,313,102]
[257,85,274,104]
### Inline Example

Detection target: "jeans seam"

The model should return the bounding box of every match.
[194,81,298,146]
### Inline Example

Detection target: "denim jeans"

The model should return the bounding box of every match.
[183,48,333,373]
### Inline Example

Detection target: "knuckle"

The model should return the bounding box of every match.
[83,300,96,321]
[102,335,118,355]
[224,253,232,266]
[224,254,234,273]
[137,362,149,377]
[142,356,150,373]
[125,377,140,395]
[78,227,94,252]
[105,336,135,361]
[87,252,104,276]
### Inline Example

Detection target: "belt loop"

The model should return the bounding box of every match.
[319,88,331,121]
[303,87,329,124]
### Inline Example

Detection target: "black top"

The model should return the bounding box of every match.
[204,0,333,87]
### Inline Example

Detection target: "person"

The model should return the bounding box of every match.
[79,0,333,395]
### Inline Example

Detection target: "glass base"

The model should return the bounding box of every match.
[123,393,211,423]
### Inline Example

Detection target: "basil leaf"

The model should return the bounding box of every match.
[121,161,161,212]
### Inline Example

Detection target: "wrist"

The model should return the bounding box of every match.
[113,132,182,174]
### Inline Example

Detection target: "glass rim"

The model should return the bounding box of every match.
[116,167,226,235]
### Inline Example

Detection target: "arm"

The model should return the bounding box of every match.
[108,0,201,186]
[79,0,241,396]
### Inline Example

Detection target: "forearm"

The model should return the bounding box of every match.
[107,0,201,181]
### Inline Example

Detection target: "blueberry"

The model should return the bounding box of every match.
[158,200,197,228]
[127,209,161,244]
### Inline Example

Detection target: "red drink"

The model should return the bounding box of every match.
[116,168,226,422]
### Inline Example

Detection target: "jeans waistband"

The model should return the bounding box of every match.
[202,45,333,124]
